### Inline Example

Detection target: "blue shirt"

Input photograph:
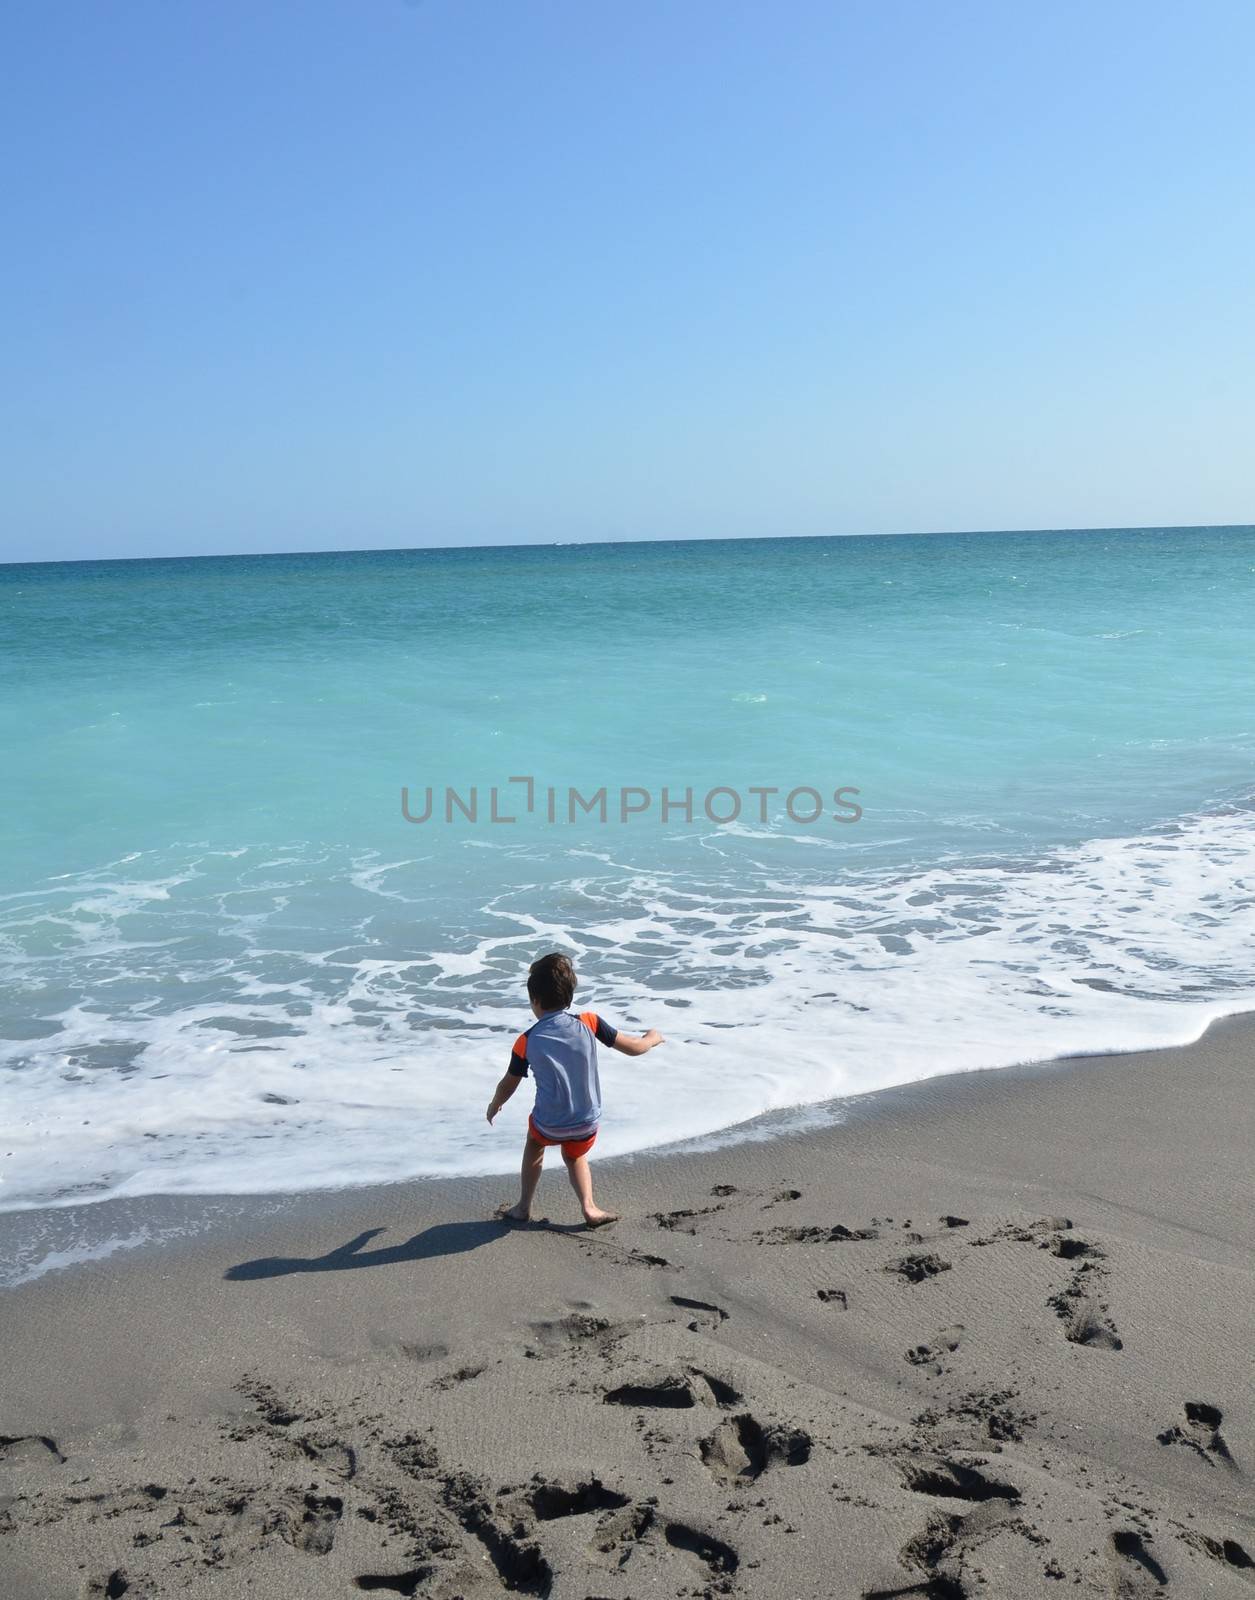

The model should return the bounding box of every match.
[508,1009,618,1138]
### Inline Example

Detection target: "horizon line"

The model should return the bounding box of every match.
[3,520,1254,571]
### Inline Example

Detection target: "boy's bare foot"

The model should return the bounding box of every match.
[495,1202,531,1223]
[582,1208,619,1228]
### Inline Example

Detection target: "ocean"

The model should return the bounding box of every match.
[3,526,1255,1238]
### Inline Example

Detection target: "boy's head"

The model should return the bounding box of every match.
[528,952,576,1014]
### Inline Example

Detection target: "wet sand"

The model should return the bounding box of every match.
[2,1016,1253,1598]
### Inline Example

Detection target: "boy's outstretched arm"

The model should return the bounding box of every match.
[486,1072,521,1123]
[612,1028,665,1058]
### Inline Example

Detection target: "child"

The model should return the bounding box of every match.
[487,952,664,1227]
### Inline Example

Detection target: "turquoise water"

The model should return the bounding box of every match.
[3,526,1255,1217]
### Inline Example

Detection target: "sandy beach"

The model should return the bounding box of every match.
[7,6,1255,1598]
[2,1018,1253,1600]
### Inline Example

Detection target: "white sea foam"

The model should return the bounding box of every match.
[2,808,1254,1211]
[1,1228,154,1288]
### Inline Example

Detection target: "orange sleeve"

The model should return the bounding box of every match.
[507,1031,529,1076]
[579,1012,618,1046]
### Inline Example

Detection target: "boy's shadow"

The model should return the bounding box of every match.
[224,1217,584,1280]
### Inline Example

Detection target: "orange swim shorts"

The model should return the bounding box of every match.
[528,1113,597,1160]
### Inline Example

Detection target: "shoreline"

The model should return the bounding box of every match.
[2,1012,1252,1596]
[3,1008,1254,1293]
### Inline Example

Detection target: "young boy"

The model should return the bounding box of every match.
[487,952,664,1227]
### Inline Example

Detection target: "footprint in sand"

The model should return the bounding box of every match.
[864,1511,969,1599]
[85,1574,131,1599]
[1046,1234,1104,1260]
[1179,1528,1254,1572]
[591,1503,739,1585]
[886,1252,953,1284]
[1109,1529,1168,1595]
[917,1387,1036,1446]
[1157,1400,1237,1467]
[354,1568,433,1595]
[604,1376,698,1410]
[386,1439,553,1596]
[0,1433,65,1467]
[590,1501,655,1557]
[1058,1295,1123,1350]
[294,1433,358,1480]
[690,1369,743,1407]
[866,1483,1044,1600]
[527,1478,630,1520]
[524,1312,632,1358]
[1048,1269,1122,1350]
[669,1293,729,1331]
[603,1367,741,1411]
[905,1326,965,1374]
[281,1492,343,1556]
[699,1413,811,1484]
[900,1456,1020,1504]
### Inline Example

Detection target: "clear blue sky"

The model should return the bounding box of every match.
[2,1,1253,562]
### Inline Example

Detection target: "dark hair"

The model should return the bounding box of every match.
[528,952,577,1011]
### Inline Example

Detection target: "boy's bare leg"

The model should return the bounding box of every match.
[563,1152,618,1226]
[497,1133,545,1222]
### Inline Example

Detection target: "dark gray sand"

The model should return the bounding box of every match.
[2,1017,1253,1598]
